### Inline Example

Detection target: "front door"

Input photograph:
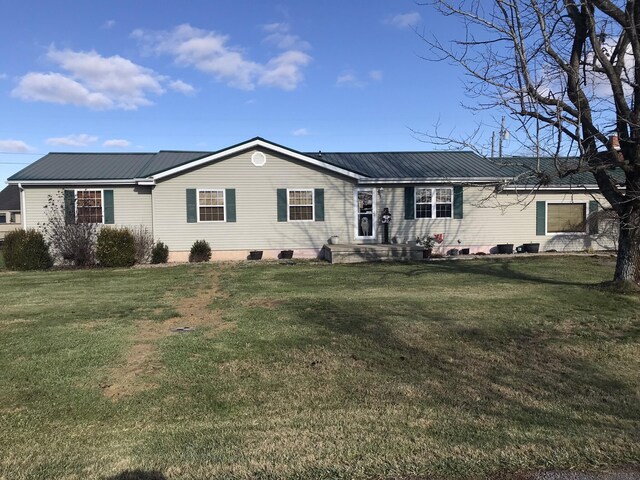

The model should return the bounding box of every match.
[354,188,376,240]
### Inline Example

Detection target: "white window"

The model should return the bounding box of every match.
[76,190,103,224]
[416,187,453,219]
[198,189,225,222]
[547,203,586,233]
[288,189,314,221]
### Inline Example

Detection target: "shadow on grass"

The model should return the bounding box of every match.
[104,470,166,480]
[293,295,640,433]
[371,257,607,287]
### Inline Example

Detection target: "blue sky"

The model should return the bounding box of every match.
[0,0,504,184]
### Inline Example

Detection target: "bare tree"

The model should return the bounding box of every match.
[422,0,640,284]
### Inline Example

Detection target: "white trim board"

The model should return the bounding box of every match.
[151,139,365,181]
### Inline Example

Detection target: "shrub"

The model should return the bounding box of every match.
[130,225,154,264]
[4,229,53,271]
[39,192,97,266]
[189,239,211,263]
[151,241,169,264]
[96,227,135,267]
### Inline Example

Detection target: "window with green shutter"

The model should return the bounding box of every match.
[404,187,415,220]
[186,189,197,223]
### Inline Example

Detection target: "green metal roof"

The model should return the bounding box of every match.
[302,151,502,178]
[0,184,20,211]
[495,157,625,187]
[6,137,626,186]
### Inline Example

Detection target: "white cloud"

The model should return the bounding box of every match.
[133,23,311,90]
[259,50,311,90]
[0,139,35,153]
[387,12,422,29]
[102,20,116,29]
[369,70,383,81]
[292,128,310,136]
[11,47,195,110]
[336,72,366,88]
[168,79,196,94]
[46,134,98,147]
[12,72,113,108]
[103,139,131,147]
[263,23,311,50]
[47,48,164,108]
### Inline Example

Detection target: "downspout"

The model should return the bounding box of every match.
[151,184,156,240]
[18,183,26,229]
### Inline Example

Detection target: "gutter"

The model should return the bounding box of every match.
[499,184,610,191]
[357,177,508,185]
[7,179,141,186]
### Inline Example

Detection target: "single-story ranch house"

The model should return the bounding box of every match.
[7,137,617,261]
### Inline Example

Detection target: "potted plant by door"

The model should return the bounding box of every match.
[248,250,263,260]
[416,235,437,259]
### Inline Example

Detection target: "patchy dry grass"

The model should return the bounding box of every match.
[0,256,638,479]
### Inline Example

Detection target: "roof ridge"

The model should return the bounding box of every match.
[303,150,479,155]
[157,150,214,153]
[47,152,156,155]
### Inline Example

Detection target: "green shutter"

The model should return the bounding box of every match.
[103,190,114,224]
[314,188,324,221]
[588,200,599,234]
[453,186,463,219]
[64,190,75,225]
[404,187,415,220]
[277,189,287,222]
[186,189,197,223]
[225,189,236,222]
[536,201,546,236]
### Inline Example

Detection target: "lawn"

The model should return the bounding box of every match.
[0,256,638,480]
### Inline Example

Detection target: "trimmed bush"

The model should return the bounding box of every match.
[4,229,53,271]
[96,227,135,267]
[151,241,169,264]
[189,239,211,263]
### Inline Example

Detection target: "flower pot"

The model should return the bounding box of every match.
[329,235,339,245]
[423,248,432,259]
[460,248,470,255]
[248,250,263,260]
[448,248,459,256]
[497,243,514,254]
[523,243,540,253]
[279,249,294,259]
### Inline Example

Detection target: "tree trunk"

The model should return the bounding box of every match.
[614,205,640,283]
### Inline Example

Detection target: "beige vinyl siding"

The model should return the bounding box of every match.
[22,186,153,230]
[153,150,356,250]
[376,185,616,251]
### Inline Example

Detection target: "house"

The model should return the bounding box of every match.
[6,137,616,261]
[0,184,22,242]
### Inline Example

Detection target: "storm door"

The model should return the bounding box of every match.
[354,188,376,240]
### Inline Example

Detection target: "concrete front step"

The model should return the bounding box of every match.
[323,243,425,263]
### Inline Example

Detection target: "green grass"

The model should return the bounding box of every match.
[0,257,638,479]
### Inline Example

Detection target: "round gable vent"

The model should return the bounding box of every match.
[251,151,267,167]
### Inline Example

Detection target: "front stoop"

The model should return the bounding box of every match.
[323,243,424,263]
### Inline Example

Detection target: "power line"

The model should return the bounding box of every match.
[0,151,44,155]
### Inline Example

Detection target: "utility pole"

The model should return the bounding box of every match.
[491,132,495,158]
[498,116,509,159]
